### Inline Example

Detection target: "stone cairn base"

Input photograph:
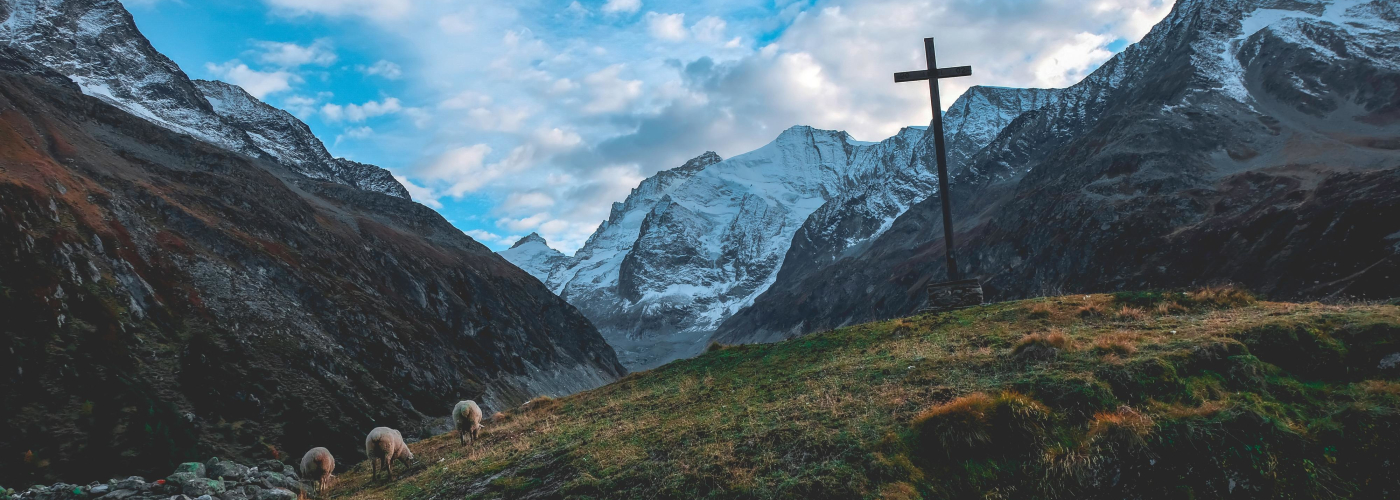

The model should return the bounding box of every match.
[922,278,985,313]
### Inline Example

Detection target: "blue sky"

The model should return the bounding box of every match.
[125,0,1172,252]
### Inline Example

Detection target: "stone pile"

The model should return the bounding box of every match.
[1,458,306,500]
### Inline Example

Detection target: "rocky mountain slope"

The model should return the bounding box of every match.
[0,1,624,487]
[0,0,407,198]
[502,88,1063,370]
[716,0,1400,343]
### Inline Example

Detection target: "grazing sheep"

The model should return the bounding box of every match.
[453,400,484,446]
[300,447,335,496]
[364,427,414,481]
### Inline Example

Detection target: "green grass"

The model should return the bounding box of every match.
[332,289,1400,499]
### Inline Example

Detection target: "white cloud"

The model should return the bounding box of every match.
[601,0,640,15]
[691,16,726,43]
[644,12,687,41]
[263,0,412,19]
[204,61,297,98]
[1032,32,1115,87]
[438,15,473,34]
[581,64,642,114]
[501,191,556,212]
[395,175,442,208]
[335,126,374,145]
[282,93,324,117]
[563,1,589,17]
[254,39,337,68]
[497,212,552,233]
[464,229,518,244]
[321,97,403,122]
[463,106,532,132]
[534,127,582,150]
[358,59,402,79]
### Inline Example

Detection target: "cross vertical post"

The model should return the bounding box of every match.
[896,37,984,312]
[895,38,971,283]
[923,38,958,281]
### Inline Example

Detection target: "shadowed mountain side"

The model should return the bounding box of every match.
[0,50,623,485]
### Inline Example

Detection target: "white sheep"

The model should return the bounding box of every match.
[364,427,414,481]
[453,400,484,446]
[299,447,335,496]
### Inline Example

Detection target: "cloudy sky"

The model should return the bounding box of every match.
[127,0,1172,252]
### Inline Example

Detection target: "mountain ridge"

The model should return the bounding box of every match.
[0,0,409,199]
[715,0,1400,344]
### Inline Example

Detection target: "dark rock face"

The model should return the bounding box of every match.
[716,0,1400,343]
[0,51,623,486]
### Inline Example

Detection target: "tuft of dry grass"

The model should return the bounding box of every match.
[1027,302,1054,319]
[1012,329,1073,361]
[1360,380,1400,396]
[1086,406,1154,444]
[1188,285,1256,308]
[1091,330,1139,357]
[878,482,922,500]
[1155,301,1187,315]
[1077,303,1105,318]
[912,391,1053,458]
[1116,306,1148,322]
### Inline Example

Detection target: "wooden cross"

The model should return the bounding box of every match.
[895,38,971,282]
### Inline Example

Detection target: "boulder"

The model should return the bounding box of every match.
[110,478,144,492]
[252,489,295,500]
[207,462,249,482]
[181,479,224,498]
[173,463,207,479]
[215,489,248,500]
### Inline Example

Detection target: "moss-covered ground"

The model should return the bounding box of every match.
[332,288,1400,499]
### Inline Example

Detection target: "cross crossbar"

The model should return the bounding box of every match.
[892,66,972,83]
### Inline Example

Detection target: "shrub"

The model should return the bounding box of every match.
[707,341,730,352]
[1077,303,1104,318]
[911,391,1054,460]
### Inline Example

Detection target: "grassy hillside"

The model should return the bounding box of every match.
[331,289,1400,499]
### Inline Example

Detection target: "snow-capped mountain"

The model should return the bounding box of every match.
[501,84,1064,369]
[499,233,566,282]
[0,0,407,198]
[717,0,1400,343]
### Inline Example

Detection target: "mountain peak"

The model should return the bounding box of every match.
[511,232,550,249]
[672,151,722,175]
